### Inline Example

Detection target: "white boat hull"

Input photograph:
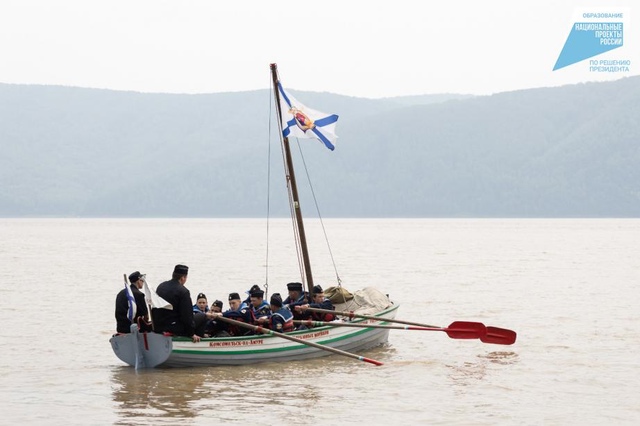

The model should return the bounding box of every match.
[110,303,399,368]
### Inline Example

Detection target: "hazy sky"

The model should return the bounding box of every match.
[0,0,637,97]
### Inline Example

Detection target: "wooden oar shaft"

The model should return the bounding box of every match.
[293,320,433,331]
[214,316,383,366]
[305,307,439,328]
[294,319,486,340]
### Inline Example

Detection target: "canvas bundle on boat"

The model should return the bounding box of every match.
[324,286,353,303]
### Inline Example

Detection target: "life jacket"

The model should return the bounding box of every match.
[251,301,272,322]
[310,311,335,322]
[270,307,294,333]
[223,307,255,336]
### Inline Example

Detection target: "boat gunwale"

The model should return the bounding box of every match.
[168,302,399,355]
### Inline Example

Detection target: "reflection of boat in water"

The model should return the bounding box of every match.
[111,367,206,419]
[110,64,399,369]
[110,359,350,419]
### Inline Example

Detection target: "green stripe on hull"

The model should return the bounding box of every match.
[170,304,398,356]
[172,327,383,356]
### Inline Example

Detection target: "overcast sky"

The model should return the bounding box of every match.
[0,0,637,98]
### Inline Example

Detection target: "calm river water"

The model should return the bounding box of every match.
[0,218,638,425]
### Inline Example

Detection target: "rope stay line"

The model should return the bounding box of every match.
[271,77,306,285]
[293,137,342,286]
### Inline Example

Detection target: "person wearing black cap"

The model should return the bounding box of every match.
[240,284,262,309]
[248,286,271,322]
[207,291,254,336]
[210,300,223,313]
[295,284,336,323]
[283,282,310,321]
[227,292,242,311]
[256,293,294,333]
[203,298,225,337]
[115,271,152,334]
[192,293,210,314]
[152,264,204,343]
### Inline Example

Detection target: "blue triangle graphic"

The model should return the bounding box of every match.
[553,22,624,71]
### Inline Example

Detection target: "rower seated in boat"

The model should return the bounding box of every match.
[210,299,223,313]
[206,292,254,336]
[283,282,309,321]
[294,285,336,324]
[193,292,210,314]
[240,284,261,309]
[248,287,271,322]
[255,293,294,332]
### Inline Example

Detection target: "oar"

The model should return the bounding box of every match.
[294,319,486,340]
[305,307,443,327]
[305,307,517,345]
[213,315,384,366]
[483,326,517,345]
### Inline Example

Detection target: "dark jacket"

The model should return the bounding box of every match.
[309,298,336,321]
[221,306,255,336]
[283,291,310,321]
[152,278,195,337]
[115,284,150,333]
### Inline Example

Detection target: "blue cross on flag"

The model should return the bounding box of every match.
[277,82,339,151]
[124,282,137,323]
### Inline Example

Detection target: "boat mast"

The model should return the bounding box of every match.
[270,63,314,296]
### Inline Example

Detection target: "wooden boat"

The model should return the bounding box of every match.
[110,64,399,368]
[112,299,398,368]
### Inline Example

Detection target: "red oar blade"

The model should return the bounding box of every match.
[444,321,487,340]
[359,356,384,366]
[481,326,517,345]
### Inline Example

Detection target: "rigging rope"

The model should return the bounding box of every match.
[272,81,306,286]
[285,166,306,285]
[293,138,342,286]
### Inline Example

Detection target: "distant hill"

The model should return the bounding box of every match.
[0,77,639,217]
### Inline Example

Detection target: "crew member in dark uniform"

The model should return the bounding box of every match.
[296,285,336,322]
[241,284,261,309]
[208,292,254,336]
[283,282,309,321]
[265,293,294,332]
[248,287,271,323]
[115,271,152,333]
[152,264,204,343]
[210,299,223,313]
